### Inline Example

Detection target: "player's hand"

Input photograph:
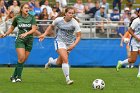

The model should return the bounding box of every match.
[67,44,75,51]
[120,43,123,47]
[0,34,7,38]
[39,34,45,42]
[19,33,28,38]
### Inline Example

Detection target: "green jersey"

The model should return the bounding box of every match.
[12,14,37,38]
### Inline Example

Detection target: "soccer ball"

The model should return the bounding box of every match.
[0,30,4,35]
[92,79,105,90]
[123,38,130,43]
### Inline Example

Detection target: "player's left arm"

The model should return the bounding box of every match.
[67,32,81,51]
[20,16,37,38]
[67,20,81,51]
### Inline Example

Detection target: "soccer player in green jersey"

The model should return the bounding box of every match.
[0,3,37,82]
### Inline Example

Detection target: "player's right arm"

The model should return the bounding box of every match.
[128,19,140,42]
[39,17,60,41]
[0,26,15,38]
[0,16,17,38]
[39,24,55,42]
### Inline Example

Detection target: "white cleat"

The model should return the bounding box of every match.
[16,78,22,82]
[45,57,53,69]
[67,80,74,85]
[10,76,16,83]
[12,79,16,83]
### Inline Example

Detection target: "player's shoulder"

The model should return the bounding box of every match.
[54,17,63,21]
[14,14,21,19]
[28,14,36,19]
[71,18,80,25]
[133,17,140,22]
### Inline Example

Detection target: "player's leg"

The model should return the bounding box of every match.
[137,50,140,78]
[15,48,26,82]
[126,45,131,68]
[57,48,73,85]
[116,51,137,71]
[45,40,65,68]
[10,40,25,82]
[45,56,63,68]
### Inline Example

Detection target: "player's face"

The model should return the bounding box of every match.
[22,4,29,15]
[65,9,75,20]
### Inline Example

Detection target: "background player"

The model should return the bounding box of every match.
[116,8,140,78]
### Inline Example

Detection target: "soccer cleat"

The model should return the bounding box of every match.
[66,80,74,85]
[45,57,53,69]
[116,60,122,72]
[137,75,140,79]
[125,65,130,68]
[130,65,134,68]
[10,76,16,83]
[16,78,22,82]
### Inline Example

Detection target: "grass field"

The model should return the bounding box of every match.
[0,67,140,93]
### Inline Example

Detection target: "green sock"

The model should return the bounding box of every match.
[16,62,24,79]
[12,66,17,78]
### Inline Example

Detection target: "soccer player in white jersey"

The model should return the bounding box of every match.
[116,8,140,78]
[39,7,81,85]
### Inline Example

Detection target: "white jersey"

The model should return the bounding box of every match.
[52,17,81,44]
[130,17,140,46]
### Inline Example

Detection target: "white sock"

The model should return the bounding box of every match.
[138,65,140,75]
[120,59,129,65]
[50,58,57,65]
[62,63,70,81]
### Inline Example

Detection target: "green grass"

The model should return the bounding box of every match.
[0,67,140,93]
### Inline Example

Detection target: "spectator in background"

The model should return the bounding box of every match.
[34,0,41,19]
[56,0,67,9]
[50,6,58,20]
[4,0,8,9]
[113,0,123,13]
[124,12,131,27]
[40,0,52,19]
[110,7,121,21]
[39,0,45,6]
[28,0,35,7]
[8,0,20,16]
[85,0,94,12]
[116,19,126,38]
[7,0,20,7]
[74,0,85,16]
[109,7,121,35]
[5,11,18,36]
[28,4,36,16]
[100,0,109,14]
[0,0,9,17]
[121,7,130,20]
[85,0,100,18]
[39,8,49,33]
[0,12,6,33]
[94,5,108,33]
[126,0,134,10]
[54,2,61,14]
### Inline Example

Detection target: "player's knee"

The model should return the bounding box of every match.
[18,56,25,62]
[128,59,136,63]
